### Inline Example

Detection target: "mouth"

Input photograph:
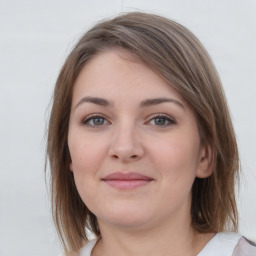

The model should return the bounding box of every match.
[101,172,154,190]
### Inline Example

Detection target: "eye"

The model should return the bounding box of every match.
[147,115,175,126]
[82,114,110,127]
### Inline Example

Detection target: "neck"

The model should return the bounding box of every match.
[92,211,214,256]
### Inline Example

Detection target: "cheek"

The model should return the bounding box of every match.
[149,133,201,182]
[68,133,106,186]
[69,132,108,172]
[69,137,107,209]
[143,134,201,216]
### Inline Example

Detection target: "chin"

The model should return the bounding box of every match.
[98,209,153,230]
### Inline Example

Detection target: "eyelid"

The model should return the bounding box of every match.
[145,113,176,125]
[81,113,111,126]
[80,113,176,127]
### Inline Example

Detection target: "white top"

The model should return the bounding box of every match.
[61,232,256,256]
[197,232,256,256]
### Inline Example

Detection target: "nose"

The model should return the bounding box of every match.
[108,124,144,163]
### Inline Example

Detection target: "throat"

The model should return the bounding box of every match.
[91,231,216,256]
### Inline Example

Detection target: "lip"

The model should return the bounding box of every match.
[101,172,154,190]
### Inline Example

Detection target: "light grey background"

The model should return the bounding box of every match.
[0,1,255,255]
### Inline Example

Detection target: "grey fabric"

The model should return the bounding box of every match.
[232,237,256,256]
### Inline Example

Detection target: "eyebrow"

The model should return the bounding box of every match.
[140,97,185,109]
[74,96,184,110]
[74,96,112,109]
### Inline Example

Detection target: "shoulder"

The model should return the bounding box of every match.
[78,239,98,256]
[232,236,256,256]
[58,239,98,256]
[198,232,256,256]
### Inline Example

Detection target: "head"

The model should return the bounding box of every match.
[47,12,239,254]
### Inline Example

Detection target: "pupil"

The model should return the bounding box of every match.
[93,118,104,125]
[155,118,165,125]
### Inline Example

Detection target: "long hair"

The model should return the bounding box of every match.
[46,12,239,254]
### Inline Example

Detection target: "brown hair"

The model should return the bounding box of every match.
[47,12,239,254]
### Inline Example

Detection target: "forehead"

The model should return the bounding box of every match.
[72,48,184,104]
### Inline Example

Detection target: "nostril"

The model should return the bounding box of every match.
[131,155,137,159]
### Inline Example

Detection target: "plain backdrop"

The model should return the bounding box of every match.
[0,1,255,255]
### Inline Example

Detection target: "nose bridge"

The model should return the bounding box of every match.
[109,119,143,161]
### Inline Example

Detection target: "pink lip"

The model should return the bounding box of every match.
[102,172,153,189]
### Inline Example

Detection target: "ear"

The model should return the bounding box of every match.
[69,162,73,172]
[196,143,214,178]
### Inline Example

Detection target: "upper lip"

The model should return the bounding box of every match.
[102,172,153,181]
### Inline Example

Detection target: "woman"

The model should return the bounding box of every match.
[47,12,256,256]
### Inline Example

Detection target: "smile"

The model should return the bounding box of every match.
[101,172,154,189]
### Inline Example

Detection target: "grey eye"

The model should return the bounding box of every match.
[82,115,109,126]
[154,117,168,125]
[150,116,174,126]
[92,117,105,125]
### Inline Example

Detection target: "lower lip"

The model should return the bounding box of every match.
[103,179,152,189]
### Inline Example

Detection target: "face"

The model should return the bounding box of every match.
[68,49,211,231]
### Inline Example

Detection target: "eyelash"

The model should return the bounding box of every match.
[146,114,176,127]
[81,114,176,127]
[81,114,110,127]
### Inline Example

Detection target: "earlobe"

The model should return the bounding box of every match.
[196,143,214,178]
[70,162,73,172]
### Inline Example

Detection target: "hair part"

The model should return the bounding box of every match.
[46,12,239,254]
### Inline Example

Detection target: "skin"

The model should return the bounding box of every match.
[68,48,214,256]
